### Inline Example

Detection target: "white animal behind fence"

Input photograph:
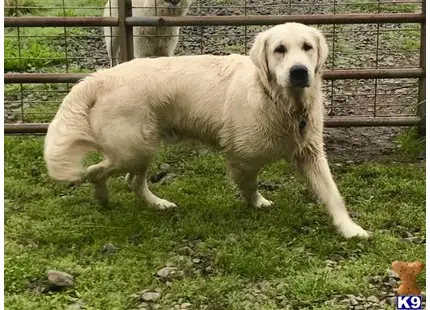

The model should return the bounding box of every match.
[103,0,194,66]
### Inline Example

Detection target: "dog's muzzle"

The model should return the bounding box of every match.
[289,65,309,88]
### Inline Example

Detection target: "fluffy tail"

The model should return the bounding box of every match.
[44,78,99,182]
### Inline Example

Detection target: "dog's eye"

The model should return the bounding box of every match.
[274,45,286,54]
[303,43,313,51]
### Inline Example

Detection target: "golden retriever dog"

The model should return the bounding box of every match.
[103,0,193,66]
[44,23,368,238]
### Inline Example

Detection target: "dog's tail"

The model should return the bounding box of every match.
[44,77,99,182]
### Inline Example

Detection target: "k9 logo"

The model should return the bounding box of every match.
[396,295,422,310]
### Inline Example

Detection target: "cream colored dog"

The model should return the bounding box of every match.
[44,23,368,239]
[103,0,193,66]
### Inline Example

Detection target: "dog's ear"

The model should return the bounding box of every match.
[250,31,270,80]
[312,27,329,74]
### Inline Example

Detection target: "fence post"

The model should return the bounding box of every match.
[118,0,133,63]
[417,0,426,136]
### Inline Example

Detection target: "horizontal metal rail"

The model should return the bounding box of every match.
[4,13,425,28]
[126,13,425,26]
[4,17,118,27]
[4,69,424,84]
[4,117,421,134]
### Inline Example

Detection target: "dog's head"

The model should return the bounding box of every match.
[250,23,328,89]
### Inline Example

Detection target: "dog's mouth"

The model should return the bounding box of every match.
[289,81,310,88]
[165,0,181,6]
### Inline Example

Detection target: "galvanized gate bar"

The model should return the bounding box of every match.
[4,13,424,28]
[4,16,118,27]
[4,117,421,134]
[4,68,425,84]
[126,13,425,26]
[417,0,426,135]
[118,0,134,63]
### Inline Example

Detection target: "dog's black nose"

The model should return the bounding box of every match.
[289,65,309,87]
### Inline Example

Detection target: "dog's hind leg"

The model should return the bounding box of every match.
[296,149,369,238]
[127,161,177,210]
[227,158,272,208]
[87,159,118,205]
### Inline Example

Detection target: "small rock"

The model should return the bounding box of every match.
[138,302,148,309]
[367,295,379,303]
[197,149,209,156]
[101,243,119,254]
[324,260,336,266]
[160,173,177,185]
[165,261,175,267]
[160,163,171,171]
[150,170,169,183]
[258,180,280,191]
[156,267,177,279]
[66,304,82,310]
[47,270,74,287]
[177,246,194,256]
[405,236,425,244]
[387,269,400,279]
[350,298,359,306]
[192,258,201,264]
[180,302,192,309]
[141,291,161,302]
[331,254,343,262]
[384,278,398,287]
[292,246,305,254]
[340,298,350,304]
[386,297,396,305]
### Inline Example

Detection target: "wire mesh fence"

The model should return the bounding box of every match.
[4,0,425,133]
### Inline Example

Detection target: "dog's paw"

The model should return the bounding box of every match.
[337,222,369,239]
[151,198,177,210]
[252,194,274,208]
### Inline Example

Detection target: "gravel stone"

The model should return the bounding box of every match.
[141,291,161,302]
[47,270,74,287]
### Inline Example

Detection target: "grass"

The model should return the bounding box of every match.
[4,137,426,309]
[397,127,426,158]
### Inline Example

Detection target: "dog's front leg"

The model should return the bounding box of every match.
[296,149,369,238]
[227,159,273,208]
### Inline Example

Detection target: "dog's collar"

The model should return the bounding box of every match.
[261,84,308,132]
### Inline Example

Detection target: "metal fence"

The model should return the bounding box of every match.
[4,0,426,134]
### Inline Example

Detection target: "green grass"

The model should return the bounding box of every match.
[397,127,426,158]
[4,137,426,309]
[343,0,420,13]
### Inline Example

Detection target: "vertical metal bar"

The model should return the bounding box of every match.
[118,0,133,63]
[199,0,203,55]
[62,0,70,98]
[373,0,381,118]
[417,0,426,135]
[108,0,115,65]
[330,0,337,117]
[244,0,247,54]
